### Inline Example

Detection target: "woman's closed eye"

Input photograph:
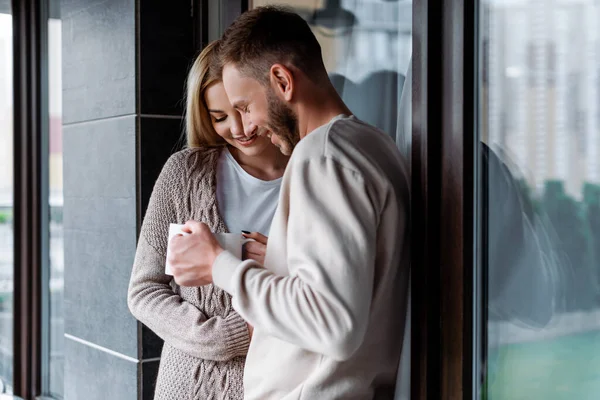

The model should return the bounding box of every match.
[213,115,227,123]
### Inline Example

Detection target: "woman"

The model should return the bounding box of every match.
[127,40,288,400]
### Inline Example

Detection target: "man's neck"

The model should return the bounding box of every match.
[298,86,352,139]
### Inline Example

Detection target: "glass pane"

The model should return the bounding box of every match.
[48,10,64,398]
[251,0,412,150]
[0,6,12,395]
[480,1,600,399]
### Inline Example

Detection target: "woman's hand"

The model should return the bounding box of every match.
[241,231,268,265]
[247,322,254,340]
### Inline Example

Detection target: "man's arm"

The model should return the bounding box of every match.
[213,157,379,361]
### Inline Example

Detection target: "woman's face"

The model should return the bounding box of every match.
[205,82,273,157]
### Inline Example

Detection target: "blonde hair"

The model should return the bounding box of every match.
[185,40,226,148]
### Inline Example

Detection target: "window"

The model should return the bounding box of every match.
[48,4,64,397]
[479,0,600,398]
[0,5,12,395]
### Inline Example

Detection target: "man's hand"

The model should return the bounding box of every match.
[242,231,268,265]
[169,221,223,286]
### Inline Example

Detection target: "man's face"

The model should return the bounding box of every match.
[222,64,300,156]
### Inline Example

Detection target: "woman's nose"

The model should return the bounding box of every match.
[229,115,243,137]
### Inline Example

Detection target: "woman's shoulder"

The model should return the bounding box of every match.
[162,146,223,177]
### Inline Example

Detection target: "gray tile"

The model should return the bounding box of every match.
[0,1,10,14]
[139,1,194,115]
[63,116,136,199]
[142,360,160,400]
[63,210,138,358]
[64,337,138,400]
[62,0,136,123]
[63,116,138,357]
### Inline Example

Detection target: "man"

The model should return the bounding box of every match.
[169,6,410,399]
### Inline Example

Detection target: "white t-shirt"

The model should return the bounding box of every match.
[216,148,282,235]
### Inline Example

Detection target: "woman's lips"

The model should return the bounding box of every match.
[235,134,257,146]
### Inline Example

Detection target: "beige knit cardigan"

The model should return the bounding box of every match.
[128,147,250,400]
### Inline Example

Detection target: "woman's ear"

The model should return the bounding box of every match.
[269,64,294,102]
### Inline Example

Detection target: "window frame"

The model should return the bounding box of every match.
[411,0,480,398]
[11,0,53,398]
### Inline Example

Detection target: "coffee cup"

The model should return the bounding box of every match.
[165,223,253,275]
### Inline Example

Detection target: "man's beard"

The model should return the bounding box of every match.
[266,88,300,154]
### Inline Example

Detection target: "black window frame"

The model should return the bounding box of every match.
[12,0,53,398]
[411,0,480,398]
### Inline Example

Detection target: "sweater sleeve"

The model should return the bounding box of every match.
[213,157,378,361]
[127,151,250,361]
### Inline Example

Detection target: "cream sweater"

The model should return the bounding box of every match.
[213,115,411,400]
[128,147,250,400]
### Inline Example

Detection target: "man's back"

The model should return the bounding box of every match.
[233,115,411,399]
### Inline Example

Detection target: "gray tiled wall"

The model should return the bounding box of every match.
[64,338,137,400]
[62,0,195,398]
[61,0,136,124]
[63,117,138,358]
[0,0,10,15]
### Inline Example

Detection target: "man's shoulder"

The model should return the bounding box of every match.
[291,116,406,179]
[328,116,395,149]
[293,116,379,156]
[307,116,400,162]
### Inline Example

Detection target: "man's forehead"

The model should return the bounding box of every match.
[222,64,252,86]
[222,65,263,102]
[222,63,241,78]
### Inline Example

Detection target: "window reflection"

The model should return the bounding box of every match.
[481,0,600,398]
[48,14,64,399]
[0,9,12,395]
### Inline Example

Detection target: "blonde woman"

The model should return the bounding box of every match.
[127,41,288,399]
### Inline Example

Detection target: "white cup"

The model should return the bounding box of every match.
[165,223,253,275]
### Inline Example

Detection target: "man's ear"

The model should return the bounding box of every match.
[269,64,294,102]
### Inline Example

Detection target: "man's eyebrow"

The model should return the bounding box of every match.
[231,99,248,110]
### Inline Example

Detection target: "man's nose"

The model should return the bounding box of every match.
[241,114,256,137]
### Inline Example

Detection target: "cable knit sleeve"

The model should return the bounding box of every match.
[127,149,250,362]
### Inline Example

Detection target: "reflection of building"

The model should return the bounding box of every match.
[0,14,12,208]
[482,0,600,197]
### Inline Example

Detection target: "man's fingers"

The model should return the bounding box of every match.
[242,231,268,245]
[183,220,209,234]
[181,220,196,234]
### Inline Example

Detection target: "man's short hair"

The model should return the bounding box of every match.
[217,6,328,85]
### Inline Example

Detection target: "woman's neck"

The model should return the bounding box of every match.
[227,145,288,181]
